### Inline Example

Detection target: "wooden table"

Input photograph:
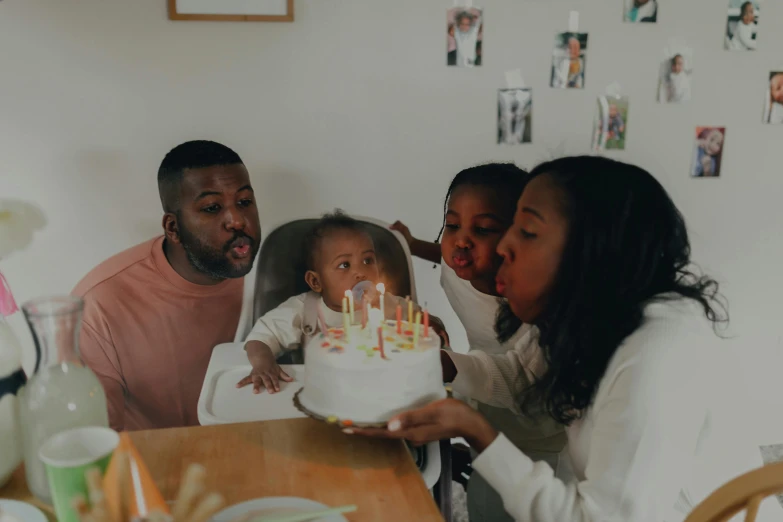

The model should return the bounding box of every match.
[0,418,443,521]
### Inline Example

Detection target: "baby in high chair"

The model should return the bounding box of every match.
[237,210,446,394]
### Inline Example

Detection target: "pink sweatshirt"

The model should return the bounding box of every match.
[72,236,242,431]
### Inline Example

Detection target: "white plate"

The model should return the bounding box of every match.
[0,499,48,522]
[211,497,349,521]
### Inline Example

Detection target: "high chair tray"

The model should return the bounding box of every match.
[198,342,306,425]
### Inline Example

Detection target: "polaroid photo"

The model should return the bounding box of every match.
[624,0,658,23]
[658,46,692,103]
[448,7,483,67]
[725,0,759,51]
[498,88,532,144]
[550,32,588,89]
[691,127,726,178]
[592,95,629,151]
[763,71,783,124]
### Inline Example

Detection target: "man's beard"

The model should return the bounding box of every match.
[179,222,257,280]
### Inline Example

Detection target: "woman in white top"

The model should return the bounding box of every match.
[354,156,778,521]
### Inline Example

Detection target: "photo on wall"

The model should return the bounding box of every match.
[550,32,588,89]
[763,71,783,124]
[447,7,483,67]
[725,0,759,51]
[658,46,692,103]
[691,127,726,178]
[498,88,532,144]
[624,0,658,23]
[592,95,629,151]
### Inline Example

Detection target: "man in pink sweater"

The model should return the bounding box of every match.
[72,140,261,431]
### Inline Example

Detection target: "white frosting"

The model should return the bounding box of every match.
[298,319,446,424]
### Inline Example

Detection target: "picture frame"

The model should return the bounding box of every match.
[168,0,294,22]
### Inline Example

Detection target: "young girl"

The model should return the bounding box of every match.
[391,163,566,522]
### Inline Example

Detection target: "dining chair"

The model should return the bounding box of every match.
[685,460,783,522]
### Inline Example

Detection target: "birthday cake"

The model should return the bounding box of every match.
[296,308,446,426]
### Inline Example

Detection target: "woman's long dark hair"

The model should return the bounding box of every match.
[497,156,727,425]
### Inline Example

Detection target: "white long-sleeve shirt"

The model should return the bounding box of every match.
[728,21,757,51]
[450,296,780,522]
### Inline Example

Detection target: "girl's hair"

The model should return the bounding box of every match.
[436,163,528,242]
[497,156,727,425]
[436,163,529,342]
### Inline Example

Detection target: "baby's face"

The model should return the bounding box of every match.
[609,105,618,118]
[741,4,754,24]
[704,131,723,155]
[310,230,380,310]
[458,17,472,32]
[770,74,783,104]
[671,56,684,74]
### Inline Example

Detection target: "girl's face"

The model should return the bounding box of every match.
[741,4,754,24]
[704,130,723,155]
[441,185,512,291]
[458,17,472,32]
[496,176,568,324]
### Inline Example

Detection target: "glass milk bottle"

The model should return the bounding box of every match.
[18,296,109,503]
[0,313,25,488]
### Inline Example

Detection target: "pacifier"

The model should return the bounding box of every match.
[351,280,378,306]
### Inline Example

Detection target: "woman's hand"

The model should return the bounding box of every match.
[347,398,498,452]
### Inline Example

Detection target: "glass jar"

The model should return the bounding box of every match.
[18,296,109,503]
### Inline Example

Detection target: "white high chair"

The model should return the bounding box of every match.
[231,215,452,521]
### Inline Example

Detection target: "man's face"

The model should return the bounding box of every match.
[175,164,261,279]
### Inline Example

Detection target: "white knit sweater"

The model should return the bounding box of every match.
[449,297,779,522]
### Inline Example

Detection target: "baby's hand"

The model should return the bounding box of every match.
[390,221,414,247]
[237,341,293,394]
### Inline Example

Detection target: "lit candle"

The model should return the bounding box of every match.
[423,308,429,338]
[413,311,422,348]
[376,282,385,319]
[345,290,355,323]
[396,304,402,334]
[407,296,413,324]
[342,297,350,341]
[377,325,386,359]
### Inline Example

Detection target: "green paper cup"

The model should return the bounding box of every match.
[38,426,119,522]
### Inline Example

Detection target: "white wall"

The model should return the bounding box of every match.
[1,0,782,441]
